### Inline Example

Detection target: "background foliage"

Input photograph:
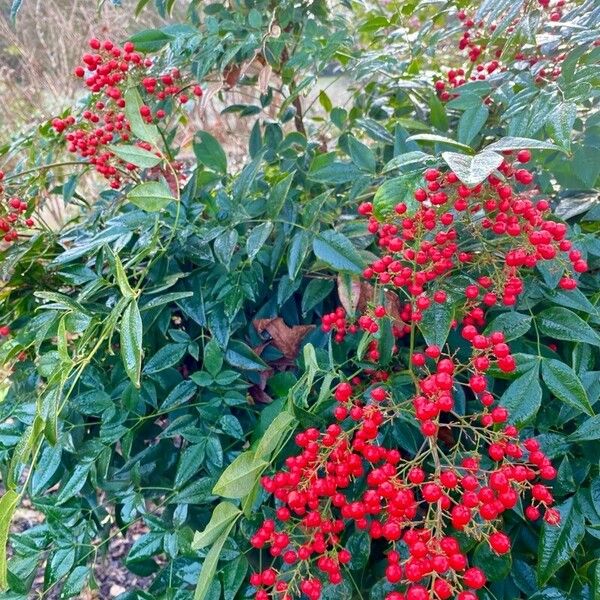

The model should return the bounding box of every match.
[0,0,599,599]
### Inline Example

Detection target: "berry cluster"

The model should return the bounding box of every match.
[434,2,574,103]
[251,155,576,599]
[51,38,202,188]
[358,156,584,310]
[0,171,35,245]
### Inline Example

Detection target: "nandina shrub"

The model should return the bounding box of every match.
[0,1,599,600]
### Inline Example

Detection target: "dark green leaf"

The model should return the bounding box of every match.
[288,231,312,280]
[60,566,90,598]
[569,414,600,442]
[246,222,273,260]
[457,104,489,145]
[547,102,577,150]
[473,541,512,581]
[308,162,362,184]
[194,131,227,174]
[418,302,454,348]
[267,173,294,218]
[348,136,376,173]
[537,497,585,585]
[225,341,268,371]
[500,363,542,426]
[541,358,594,416]
[144,344,187,375]
[537,307,600,347]
[203,339,223,377]
[214,230,238,268]
[484,312,532,341]
[302,279,334,315]
[313,230,365,274]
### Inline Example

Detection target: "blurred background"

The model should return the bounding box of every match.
[0,0,167,137]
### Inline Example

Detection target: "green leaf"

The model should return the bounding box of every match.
[547,102,577,150]
[356,118,394,143]
[140,291,194,310]
[204,339,223,377]
[373,173,421,219]
[48,546,75,584]
[499,363,542,426]
[124,88,160,144]
[418,302,454,348]
[60,566,90,598]
[256,410,296,460]
[134,0,152,16]
[246,222,273,260]
[127,532,163,562]
[212,451,267,499]
[213,229,238,268]
[457,104,489,145]
[0,490,19,589]
[194,520,236,600]
[128,28,172,52]
[223,555,248,600]
[267,173,294,218]
[377,317,394,366]
[529,589,570,600]
[308,161,363,184]
[406,133,473,152]
[56,463,91,505]
[541,358,593,416]
[382,151,433,173]
[441,151,503,186]
[225,341,268,371]
[428,94,448,130]
[192,502,241,549]
[347,136,376,173]
[537,307,600,347]
[108,144,162,168]
[127,181,175,212]
[220,415,244,439]
[7,416,43,490]
[537,497,585,585]
[473,541,512,581]
[318,90,333,112]
[121,300,143,388]
[484,312,532,341]
[144,343,187,374]
[175,444,205,488]
[484,137,563,153]
[288,230,312,280]
[193,131,227,174]
[347,530,370,570]
[302,279,334,314]
[31,444,62,495]
[112,251,134,298]
[313,230,365,274]
[569,414,600,442]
